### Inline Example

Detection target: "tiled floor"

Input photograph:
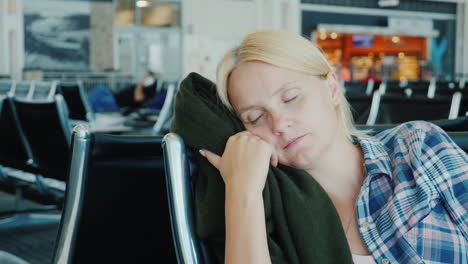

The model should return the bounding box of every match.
[0,191,60,264]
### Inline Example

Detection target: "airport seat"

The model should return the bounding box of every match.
[56,81,94,122]
[430,116,468,131]
[11,81,33,100]
[459,95,468,117]
[446,132,468,153]
[31,81,58,101]
[119,81,178,135]
[346,94,373,124]
[161,127,467,264]
[380,79,436,97]
[345,81,384,124]
[343,80,376,96]
[162,133,214,264]
[0,95,61,228]
[405,80,432,96]
[12,94,72,182]
[53,125,176,263]
[366,89,454,125]
[435,80,462,96]
[153,81,178,135]
[0,96,33,172]
[0,80,13,95]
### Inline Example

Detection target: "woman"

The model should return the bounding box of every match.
[198,30,467,263]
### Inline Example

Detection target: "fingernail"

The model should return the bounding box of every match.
[199,149,206,157]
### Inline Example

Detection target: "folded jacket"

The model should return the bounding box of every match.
[170,72,353,263]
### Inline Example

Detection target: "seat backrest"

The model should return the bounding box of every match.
[447,132,468,153]
[162,133,213,264]
[12,94,72,180]
[383,80,406,94]
[0,96,34,171]
[436,80,460,96]
[53,125,177,264]
[153,82,178,135]
[346,94,373,124]
[459,95,468,117]
[11,81,33,99]
[31,81,58,101]
[57,81,94,121]
[343,81,371,95]
[429,116,468,131]
[0,80,13,96]
[375,94,453,124]
[406,80,431,96]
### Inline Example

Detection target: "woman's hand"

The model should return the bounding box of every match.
[200,131,278,195]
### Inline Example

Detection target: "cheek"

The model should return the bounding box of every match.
[247,126,275,144]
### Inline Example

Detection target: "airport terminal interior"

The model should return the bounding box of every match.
[0,0,467,263]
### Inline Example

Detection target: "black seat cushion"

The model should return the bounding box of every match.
[72,133,176,263]
[13,99,70,180]
[376,94,452,124]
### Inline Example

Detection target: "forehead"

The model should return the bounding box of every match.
[229,62,303,92]
[228,62,305,107]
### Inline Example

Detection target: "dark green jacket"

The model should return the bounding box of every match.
[170,72,353,263]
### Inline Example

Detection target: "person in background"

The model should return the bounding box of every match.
[198,30,467,263]
[87,71,158,112]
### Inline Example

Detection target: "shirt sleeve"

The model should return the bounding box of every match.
[412,122,468,240]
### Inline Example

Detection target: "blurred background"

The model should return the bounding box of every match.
[1,0,467,90]
[0,1,468,263]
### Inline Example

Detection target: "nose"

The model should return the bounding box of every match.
[270,111,289,136]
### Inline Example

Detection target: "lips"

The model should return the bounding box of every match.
[283,135,306,149]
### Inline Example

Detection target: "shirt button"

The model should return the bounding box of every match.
[362,222,370,229]
[381,258,390,264]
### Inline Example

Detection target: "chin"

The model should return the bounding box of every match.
[281,148,317,170]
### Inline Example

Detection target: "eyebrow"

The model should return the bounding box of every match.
[238,80,300,114]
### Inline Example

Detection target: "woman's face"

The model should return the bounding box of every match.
[228,61,342,170]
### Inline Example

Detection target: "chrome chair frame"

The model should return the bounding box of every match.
[153,82,178,135]
[162,133,205,264]
[52,124,90,264]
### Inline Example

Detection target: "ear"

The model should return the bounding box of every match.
[325,72,342,106]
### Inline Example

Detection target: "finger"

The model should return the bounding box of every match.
[199,149,221,169]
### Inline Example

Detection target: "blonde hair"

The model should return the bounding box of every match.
[216,29,367,142]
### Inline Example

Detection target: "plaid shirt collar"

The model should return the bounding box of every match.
[355,135,393,179]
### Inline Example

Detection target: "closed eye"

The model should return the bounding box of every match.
[284,96,297,103]
[249,113,264,124]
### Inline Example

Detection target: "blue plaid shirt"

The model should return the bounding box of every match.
[356,121,468,264]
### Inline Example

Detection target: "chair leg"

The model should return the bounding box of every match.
[0,213,61,230]
[0,185,61,230]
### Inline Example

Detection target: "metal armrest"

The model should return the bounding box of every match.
[162,133,204,264]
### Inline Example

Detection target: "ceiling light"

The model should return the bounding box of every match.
[136,0,150,8]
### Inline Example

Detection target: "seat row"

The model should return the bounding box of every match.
[0,79,179,229]
[0,79,179,134]
[345,80,468,125]
[343,78,466,97]
[51,122,468,263]
[0,93,72,226]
